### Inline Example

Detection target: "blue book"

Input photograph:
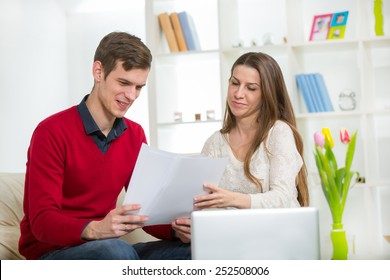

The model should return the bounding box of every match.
[313,73,334,112]
[178,11,201,51]
[305,74,323,112]
[187,13,201,50]
[296,74,316,113]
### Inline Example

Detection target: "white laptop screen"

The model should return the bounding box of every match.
[191,207,320,260]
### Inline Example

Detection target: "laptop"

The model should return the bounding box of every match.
[191,207,320,260]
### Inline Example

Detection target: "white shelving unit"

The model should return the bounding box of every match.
[145,0,222,154]
[145,0,390,259]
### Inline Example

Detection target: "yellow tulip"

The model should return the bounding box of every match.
[322,127,334,148]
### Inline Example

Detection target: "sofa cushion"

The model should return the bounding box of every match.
[0,173,25,259]
[0,173,24,226]
[0,225,24,259]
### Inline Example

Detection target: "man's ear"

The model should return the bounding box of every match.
[92,61,103,81]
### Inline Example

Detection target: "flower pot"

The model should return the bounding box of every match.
[331,223,348,260]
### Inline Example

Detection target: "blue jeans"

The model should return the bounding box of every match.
[134,240,191,260]
[40,239,191,260]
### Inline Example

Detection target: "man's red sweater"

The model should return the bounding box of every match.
[19,106,171,259]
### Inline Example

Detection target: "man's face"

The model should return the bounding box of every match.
[95,61,149,120]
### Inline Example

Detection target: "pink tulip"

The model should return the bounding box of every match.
[340,128,351,144]
[314,131,325,147]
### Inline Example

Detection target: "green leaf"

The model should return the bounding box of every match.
[335,168,346,199]
[325,139,338,173]
[314,146,342,222]
[314,149,332,204]
[345,131,357,172]
[340,170,359,213]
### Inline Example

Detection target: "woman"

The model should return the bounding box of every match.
[172,52,309,243]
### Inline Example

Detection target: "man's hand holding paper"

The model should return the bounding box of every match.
[122,144,228,226]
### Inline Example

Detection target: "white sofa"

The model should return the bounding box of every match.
[0,172,157,260]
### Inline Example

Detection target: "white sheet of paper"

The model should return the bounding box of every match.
[123,143,228,225]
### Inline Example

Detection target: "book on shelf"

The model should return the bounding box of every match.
[296,74,316,113]
[313,73,334,112]
[187,12,201,50]
[296,73,334,113]
[170,12,188,52]
[306,74,323,112]
[178,11,201,51]
[158,12,179,52]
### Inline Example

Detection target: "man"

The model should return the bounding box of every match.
[18,31,190,260]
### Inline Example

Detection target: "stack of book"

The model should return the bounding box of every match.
[158,11,201,53]
[296,73,334,113]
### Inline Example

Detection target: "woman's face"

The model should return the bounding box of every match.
[227,64,261,120]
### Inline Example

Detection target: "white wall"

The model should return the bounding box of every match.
[0,0,149,172]
[0,0,69,172]
[65,0,149,139]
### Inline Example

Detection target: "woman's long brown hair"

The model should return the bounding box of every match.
[220,52,309,206]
